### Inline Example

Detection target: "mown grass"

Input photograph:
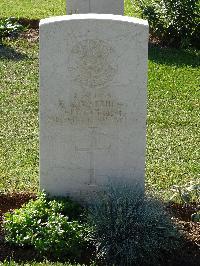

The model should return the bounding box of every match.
[147,47,200,198]
[0,0,66,19]
[0,37,199,197]
[0,0,139,19]
[0,39,39,193]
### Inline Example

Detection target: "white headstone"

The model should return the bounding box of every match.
[40,14,148,200]
[67,0,124,15]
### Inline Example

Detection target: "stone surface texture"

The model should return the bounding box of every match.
[67,0,124,15]
[40,14,148,200]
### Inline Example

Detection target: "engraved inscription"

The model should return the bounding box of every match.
[65,92,126,126]
[68,39,118,89]
[48,92,127,126]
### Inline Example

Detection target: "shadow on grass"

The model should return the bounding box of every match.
[0,43,28,61]
[149,44,200,68]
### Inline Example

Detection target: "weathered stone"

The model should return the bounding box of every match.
[39,14,148,200]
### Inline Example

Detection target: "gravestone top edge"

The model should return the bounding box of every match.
[39,14,148,28]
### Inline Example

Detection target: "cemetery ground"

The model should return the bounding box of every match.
[0,27,199,266]
[0,1,200,265]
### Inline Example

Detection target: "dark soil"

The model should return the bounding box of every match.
[0,193,199,265]
[18,18,39,29]
[20,28,39,42]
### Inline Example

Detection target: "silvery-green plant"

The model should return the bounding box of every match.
[87,181,181,266]
[0,18,24,41]
[170,181,200,222]
[170,181,200,204]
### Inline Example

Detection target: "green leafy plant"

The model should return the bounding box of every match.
[135,0,200,48]
[87,181,181,266]
[0,18,25,41]
[4,192,91,261]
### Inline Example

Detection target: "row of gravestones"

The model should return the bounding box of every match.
[40,0,149,201]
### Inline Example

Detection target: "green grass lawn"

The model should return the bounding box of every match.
[0,39,39,192]
[0,0,66,19]
[0,0,139,19]
[0,37,199,197]
[147,47,200,197]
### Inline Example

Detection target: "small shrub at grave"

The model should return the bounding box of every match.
[3,192,91,261]
[0,18,25,41]
[135,0,200,48]
[87,182,182,266]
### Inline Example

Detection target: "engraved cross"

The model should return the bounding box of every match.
[75,127,110,185]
